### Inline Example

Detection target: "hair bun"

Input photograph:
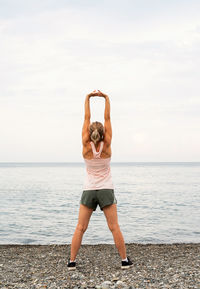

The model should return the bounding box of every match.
[89,121,104,144]
[91,129,100,144]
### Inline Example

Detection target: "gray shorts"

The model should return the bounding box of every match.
[80,189,117,211]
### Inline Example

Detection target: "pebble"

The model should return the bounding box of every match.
[0,243,199,288]
[112,277,119,282]
[115,280,127,287]
[101,280,113,289]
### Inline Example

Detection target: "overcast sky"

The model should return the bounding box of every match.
[0,0,200,162]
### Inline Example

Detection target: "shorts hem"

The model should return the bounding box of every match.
[100,202,117,211]
[83,188,114,192]
[80,201,97,211]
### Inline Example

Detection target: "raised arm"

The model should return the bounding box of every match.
[104,94,111,121]
[97,90,112,145]
[84,94,91,121]
[82,90,99,145]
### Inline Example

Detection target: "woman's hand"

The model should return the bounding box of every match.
[86,90,109,98]
[96,90,109,98]
[86,90,99,98]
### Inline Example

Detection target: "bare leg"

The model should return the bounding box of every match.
[103,204,127,259]
[70,204,93,261]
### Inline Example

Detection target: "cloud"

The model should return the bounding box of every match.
[0,1,200,161]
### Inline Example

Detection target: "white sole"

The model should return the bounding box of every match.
[68,267,76,270]
[121,265,130,269]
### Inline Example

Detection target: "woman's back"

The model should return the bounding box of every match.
[82,139,111,160]
[83,141,114,190]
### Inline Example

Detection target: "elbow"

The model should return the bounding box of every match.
[84,115,90,120]
[104,115,110,121]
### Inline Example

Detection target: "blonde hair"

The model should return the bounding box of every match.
[89,121,104,144]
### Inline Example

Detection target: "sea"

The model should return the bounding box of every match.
[0,162,199,245]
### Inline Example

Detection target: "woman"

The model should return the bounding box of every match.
[67,90,133,270]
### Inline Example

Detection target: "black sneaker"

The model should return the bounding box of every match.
[121,256,133,269]
[67,259,76,270]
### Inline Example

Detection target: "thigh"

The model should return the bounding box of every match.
[77,204,94,228]
[102,204,119,229]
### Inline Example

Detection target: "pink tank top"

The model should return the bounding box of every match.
[83,141,114,190]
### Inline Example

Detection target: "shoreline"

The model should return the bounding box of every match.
[1,243,199,288]
[1,240,200,247]
[1,241,200,245]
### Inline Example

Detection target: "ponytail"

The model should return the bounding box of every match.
[89,122,104,144]
[91,129,100,144]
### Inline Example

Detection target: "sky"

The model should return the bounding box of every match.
[0,0,200,162]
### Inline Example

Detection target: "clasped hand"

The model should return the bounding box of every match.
[87,90,108,98]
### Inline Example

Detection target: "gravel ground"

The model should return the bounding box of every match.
[0,243,199,289]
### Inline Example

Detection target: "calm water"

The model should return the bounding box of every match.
[0,162,199,245]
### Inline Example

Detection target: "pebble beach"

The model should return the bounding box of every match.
[0,243,199,289]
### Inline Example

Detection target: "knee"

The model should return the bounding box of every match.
[76,223,87,233]
[108,223,120,233]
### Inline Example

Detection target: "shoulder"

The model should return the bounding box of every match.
[101,140,111,158]
[82,141,91,159]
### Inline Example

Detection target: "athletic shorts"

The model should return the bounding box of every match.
[80,189,117,211]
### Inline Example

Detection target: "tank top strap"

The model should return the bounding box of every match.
[90,141,104,158]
